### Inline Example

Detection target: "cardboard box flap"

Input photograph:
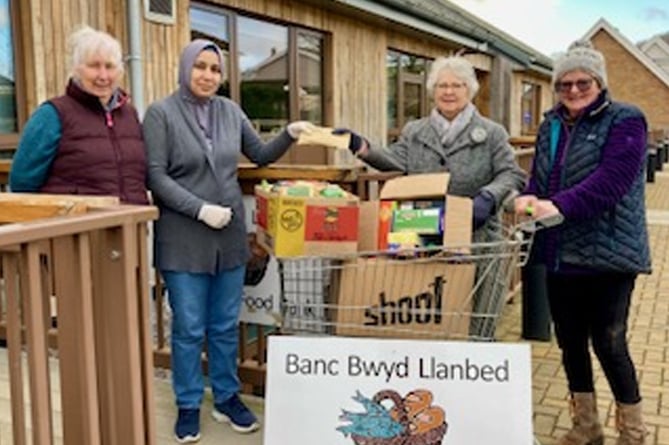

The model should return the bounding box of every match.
[358,201,379,252]
[254,185,359,205]
[444,195,472,248]
[379,173,450,200]
[297,126,351,149]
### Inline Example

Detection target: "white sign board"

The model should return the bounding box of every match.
[241,195,281,326]
[265,336,533,445]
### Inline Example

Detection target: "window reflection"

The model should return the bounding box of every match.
[387,52,399,130]
[521,81,540,135]
[400,53,427,75]
[0,0,17,133]
[387,50,430,143]
[403,83,421,121]
[297,32,323,123]
[238,17,288,137]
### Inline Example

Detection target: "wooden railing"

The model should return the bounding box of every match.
[0,194,158,444]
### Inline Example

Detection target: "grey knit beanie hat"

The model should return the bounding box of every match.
[552,40,607,89]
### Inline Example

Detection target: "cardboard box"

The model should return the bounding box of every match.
[295,126,359,167]
[333,258,476,339]
[336,173,476,338]
[327,147,357,167]
[296,126,350,148]
[255,186,360,258]
[358,173,472,252]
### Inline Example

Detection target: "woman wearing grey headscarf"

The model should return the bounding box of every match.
[143,39,313,443]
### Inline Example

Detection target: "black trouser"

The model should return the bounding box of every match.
[547,272,641,404]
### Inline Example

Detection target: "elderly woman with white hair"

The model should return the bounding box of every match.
[10,25,148,204]
[339,55,525,235]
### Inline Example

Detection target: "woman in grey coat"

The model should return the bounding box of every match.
[341,56,526,238]
[338,56,526,339]
[143,39,313,443]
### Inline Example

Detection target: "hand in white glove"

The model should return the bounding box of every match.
[197,204,233,229]
[286,121,316,139]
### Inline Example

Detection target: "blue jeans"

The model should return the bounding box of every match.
[162,266,245,409]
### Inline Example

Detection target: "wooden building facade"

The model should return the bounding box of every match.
[2,0,553,159]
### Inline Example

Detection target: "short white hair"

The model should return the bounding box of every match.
[426,56,479,100]
[68,25,124,77]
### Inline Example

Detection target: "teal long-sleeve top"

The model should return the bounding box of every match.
[9,103,62,192]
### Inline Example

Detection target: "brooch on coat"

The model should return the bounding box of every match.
[470,126,487,143]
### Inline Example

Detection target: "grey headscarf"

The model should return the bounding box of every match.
[178,39,224,139]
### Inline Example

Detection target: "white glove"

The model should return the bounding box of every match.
[197,204,233,229]
[286,121,316,139]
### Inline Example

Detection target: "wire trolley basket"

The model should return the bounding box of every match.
[277,218,551,342]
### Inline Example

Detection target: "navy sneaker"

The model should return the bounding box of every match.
[174,408,201,443]
[212,394,260,433]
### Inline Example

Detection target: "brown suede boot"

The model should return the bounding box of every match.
[558,392,604,445]
[616,401,648,444]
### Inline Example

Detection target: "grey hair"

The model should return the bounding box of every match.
[426,56,479,100]
[68,25,124,78]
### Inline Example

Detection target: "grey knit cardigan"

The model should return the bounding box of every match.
[143,92,294,273]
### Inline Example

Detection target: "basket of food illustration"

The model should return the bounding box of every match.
[337,389,448,445]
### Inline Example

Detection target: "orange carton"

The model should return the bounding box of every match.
[377,200,396,250]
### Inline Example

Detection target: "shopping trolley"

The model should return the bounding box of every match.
[276,215,560,342]
[273,214,560,445]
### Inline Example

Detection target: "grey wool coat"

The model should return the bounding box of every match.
[143,92,294,274]
[362,110,527,238]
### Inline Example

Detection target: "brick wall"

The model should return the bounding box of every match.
[591,30,669,133]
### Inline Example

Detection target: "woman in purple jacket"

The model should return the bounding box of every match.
[515,41,650,445]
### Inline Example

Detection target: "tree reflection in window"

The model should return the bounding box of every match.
[298,32,323,124]
[387,50,430,143]
[239,17,288,137]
